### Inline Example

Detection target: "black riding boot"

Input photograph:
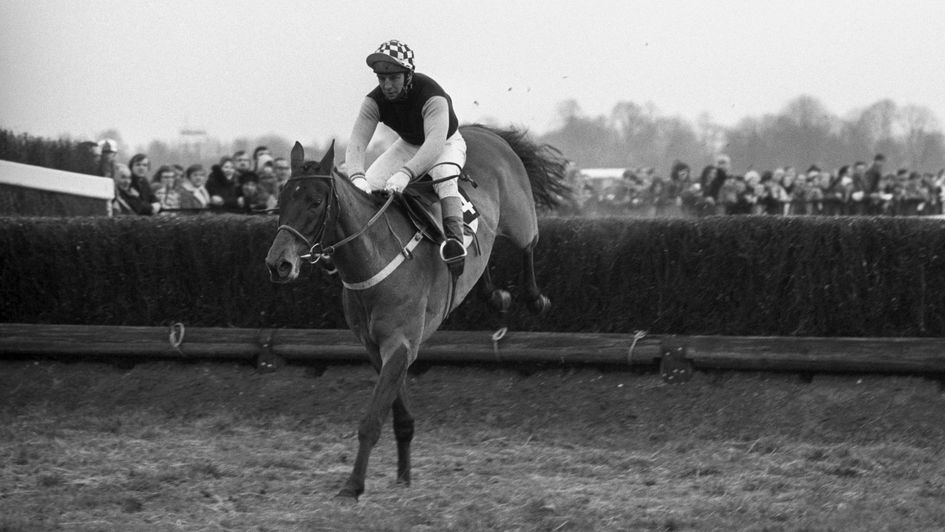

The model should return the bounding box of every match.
[439,196,466,277]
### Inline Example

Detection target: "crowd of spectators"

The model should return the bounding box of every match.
[561,153,945,218]
[95,139,290,216]
[96,136,945,220]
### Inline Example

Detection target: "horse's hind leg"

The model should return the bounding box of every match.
[392,382,414,486]
[477,263,511,314]
[521,237,551,315]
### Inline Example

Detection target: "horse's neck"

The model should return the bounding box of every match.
[330,181,410,276]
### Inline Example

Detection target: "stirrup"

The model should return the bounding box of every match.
[439,237,467,264]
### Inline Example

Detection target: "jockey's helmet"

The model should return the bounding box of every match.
[367,40,415,74]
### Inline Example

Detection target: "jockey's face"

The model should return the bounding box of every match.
[376,72,406,100]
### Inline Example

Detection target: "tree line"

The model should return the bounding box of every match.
[3,95,942,181]
[539,95,945,175]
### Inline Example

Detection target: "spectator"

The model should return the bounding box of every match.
[667,162,690,197]
[762,168,783,215]
[780,167,797,214]
[899,170,929,216]
[576,182,601,216]
[237,172,277,213]
[703,157,729,205]
[871,172,897,215]
[718,173,753,215]
[666,161,691,216]
[625,170,649,215]
[172,164,185,187]
[152,165,181,212]
[697,165,720,214]
[599,172,634,216]
[849,161,869,215]
[98,139,118,178]
[111,163,154,215]
[795,168,825,215]
[743,170,766,214]
[864,154,886,214]
[647,172,673,217]
[273,156,292,196]
[179,164,211,210]
[207,156,242,211]
[679,180,709,217]
[256,153,279,198]
[930,170,944,214]
[824,165,852,215]
[252,146,271,171]
[234,150,259,182]
[127,153,160,214]
[716,154,732,175]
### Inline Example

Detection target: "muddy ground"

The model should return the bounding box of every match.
[1,358,944,531]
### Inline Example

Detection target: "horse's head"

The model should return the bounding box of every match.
[265,140,336,283]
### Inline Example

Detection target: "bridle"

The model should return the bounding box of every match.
[276,167,395,264]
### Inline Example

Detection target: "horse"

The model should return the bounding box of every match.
[265,124,569,500]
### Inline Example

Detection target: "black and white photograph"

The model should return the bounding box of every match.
[2,1,944,530]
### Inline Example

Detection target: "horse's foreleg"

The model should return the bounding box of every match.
[392,382,414,486]
[521,238,551,315]
[337,344,410,501]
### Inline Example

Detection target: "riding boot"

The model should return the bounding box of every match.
[439,196,466,277]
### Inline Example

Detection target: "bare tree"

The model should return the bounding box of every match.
[899,104,939,170]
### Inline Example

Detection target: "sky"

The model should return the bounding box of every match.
[2,0,944,152]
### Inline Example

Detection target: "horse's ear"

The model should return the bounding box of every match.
[290,142,304,174]
[319,140,336,173]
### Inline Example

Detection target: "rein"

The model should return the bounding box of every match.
[276,169,395,265]
[278,165,466,298]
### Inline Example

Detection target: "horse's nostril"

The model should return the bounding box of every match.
[278,261,292,276]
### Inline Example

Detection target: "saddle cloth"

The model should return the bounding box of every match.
[400,181,479,249]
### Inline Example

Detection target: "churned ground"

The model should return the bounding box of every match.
[1,359,944,531]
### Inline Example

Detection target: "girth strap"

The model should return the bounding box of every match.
[342,231,423,291]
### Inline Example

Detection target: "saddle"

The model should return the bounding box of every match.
[398,174,480,244]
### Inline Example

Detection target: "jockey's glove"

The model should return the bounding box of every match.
[384,170,411,194]
[351,176,372,194]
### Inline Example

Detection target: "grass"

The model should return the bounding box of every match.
[1,360,944,531]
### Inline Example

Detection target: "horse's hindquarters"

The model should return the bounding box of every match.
[266,230,304,283]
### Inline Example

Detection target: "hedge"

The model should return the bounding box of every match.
[0,129,98,175]
[2,214,944,336]
[0,184,109,217]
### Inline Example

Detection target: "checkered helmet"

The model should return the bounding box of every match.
[366,40,415,73]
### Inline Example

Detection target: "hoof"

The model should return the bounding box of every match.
[396,476,411,487]
[334,488,360,503]
[526,294,551,316]
[489,289,512,313]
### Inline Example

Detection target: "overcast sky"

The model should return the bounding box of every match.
[2,0,944,151]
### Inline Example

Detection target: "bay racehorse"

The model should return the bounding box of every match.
[265,124,568,500]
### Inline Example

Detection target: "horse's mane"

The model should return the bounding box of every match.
[321,164,392,208]
[461,124,573,211]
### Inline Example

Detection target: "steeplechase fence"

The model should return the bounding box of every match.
[0,159,113,216]
[2,324,944,380]
[3,214,945,378]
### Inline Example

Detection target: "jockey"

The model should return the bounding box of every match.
[345,39,467,276]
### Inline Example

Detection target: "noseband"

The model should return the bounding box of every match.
[277,168,394,264]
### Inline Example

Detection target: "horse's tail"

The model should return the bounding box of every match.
[466,124,572,211]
